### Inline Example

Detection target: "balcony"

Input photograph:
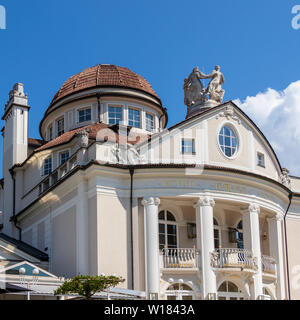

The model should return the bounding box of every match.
[211,248,257,272]
[38,154,78,196]
[160,248,200,273]
[261,255,277,280]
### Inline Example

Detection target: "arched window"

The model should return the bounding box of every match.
[218,281,244,300]
[159,210,177,250]
[166,283,194,300]
[237,220,243,249]
[214,218,221,248]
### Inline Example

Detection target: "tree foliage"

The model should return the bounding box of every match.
[54,275,125,300]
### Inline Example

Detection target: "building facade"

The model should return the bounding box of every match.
[1,64,300,300]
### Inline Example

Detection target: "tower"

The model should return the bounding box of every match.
[2,83,29,236]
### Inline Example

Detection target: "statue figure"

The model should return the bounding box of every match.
[184,65,225,108]
[127,144,145,164]
[183,67,207,107]
[110,145,125,164]
[205,65,225,103]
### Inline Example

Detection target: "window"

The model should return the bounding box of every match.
[166,283,194,300]
[48,125,53,140]
[128,108,140,128]
[78,108,91,123]
[218,281,244,300]
[218,126,238,157]
[42,157,52,176]
[214,218,221,249]
[236,220,243,249]
[181,139,195,154]
[59,151,69,165]
[56,118,64,137]
[146,113,154,131]
[257,152,265,167]
[159,210,177,250]
[108,106,123,125]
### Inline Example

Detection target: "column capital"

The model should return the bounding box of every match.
[267,213,283,222]
[142,197,160,207]
[241,203,260,215]
[194,196,215,208]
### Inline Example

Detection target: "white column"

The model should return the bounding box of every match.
[242,203,263,299]
[267,213,286,300]
[76,180,89,275]
[142,197,160,299]
[194,196,217,299]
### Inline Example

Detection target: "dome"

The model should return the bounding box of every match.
[50,64,161,107]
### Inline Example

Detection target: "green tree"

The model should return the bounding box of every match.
[54,275,125,300]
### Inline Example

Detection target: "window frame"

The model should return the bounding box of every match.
[128,107,141,128]
[108,105,123,125]
[145,112,155,132]
[181,139,195,155]
[41,156,53,177]
[213,218,221,249]
[257,152,265,168]
[77,107,92,124]
[56,117,65,137]
[217,123,240,159]
[58,149,70,166]
[48,125,53,141]
[158,210,178,250]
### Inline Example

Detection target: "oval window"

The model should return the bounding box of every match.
[218,126,238,158]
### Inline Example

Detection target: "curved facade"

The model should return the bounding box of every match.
[1,65,300,300]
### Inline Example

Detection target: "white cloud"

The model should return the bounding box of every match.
[234,80,300,176]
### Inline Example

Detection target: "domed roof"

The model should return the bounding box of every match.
[50,64,160,106]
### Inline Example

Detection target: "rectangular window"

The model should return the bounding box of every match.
[108,106,123,125]
[181,139,195,154]
[56,118,64,137]
[78,108,91,123]
[128,108,141,128]
[146,113,154,131]
[48,125,53,140]
[257,152,265,167]
[42,157,52,176]
[59,151,69,165]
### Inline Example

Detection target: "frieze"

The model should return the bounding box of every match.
[154,179,279,204]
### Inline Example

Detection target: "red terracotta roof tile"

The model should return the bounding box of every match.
[50,64,160,106]
[36,123,150,152]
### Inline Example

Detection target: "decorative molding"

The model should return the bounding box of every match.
[76,130,89,148]
[280,168,291,189]
[215,105,241,124]
[194,196,215,208]
[267,213,283,222]
[142,197,160,207]
[241,203,260,215]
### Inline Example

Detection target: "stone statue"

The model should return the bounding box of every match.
[127,144,145,164]
[184,65,225,108]
[205,65,225,103]
[183,67,207,107]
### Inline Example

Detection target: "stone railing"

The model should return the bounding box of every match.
[211,248,257,271]
[160,248,200,269]
[261,255,277,275]
[38,154,78,196]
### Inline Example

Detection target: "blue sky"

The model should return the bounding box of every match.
[0,0,300,175]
